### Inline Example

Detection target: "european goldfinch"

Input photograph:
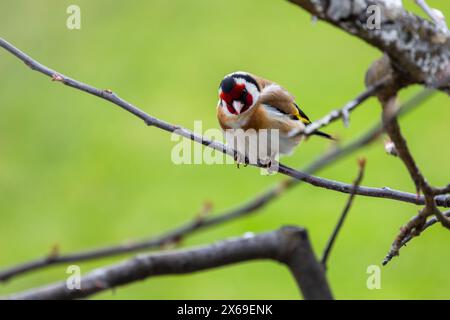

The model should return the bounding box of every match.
[217,71,332,166]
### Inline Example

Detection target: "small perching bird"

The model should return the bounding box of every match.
[217,71,332,167]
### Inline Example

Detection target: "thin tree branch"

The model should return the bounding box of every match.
[401,210,450,246]
[6,226,333,300]
[308,77,388,134]
[432,184,450,196]
[321,159,366,269]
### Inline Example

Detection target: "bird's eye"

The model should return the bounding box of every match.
[242,88,248,95]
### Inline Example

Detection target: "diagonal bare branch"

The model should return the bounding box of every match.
[381,96,450,263]
[321,158,366,269]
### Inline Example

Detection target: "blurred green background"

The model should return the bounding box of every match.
[0,0,449,299]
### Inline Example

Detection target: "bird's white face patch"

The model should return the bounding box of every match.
[218,89,235,117]
[232,100,244,114]
[233,77,260,110]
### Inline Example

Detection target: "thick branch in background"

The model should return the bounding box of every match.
[288,0,450,93]
[6,227,333,300]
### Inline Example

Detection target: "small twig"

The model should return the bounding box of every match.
[321,158,366,269]
[433,207,450,229]
[288,0,450,93]
[382,210,450,265]
[415,0,448,31]
[290,77,389,138]
[400,210,450,246]
[2,157,442,283]
[382,96,425,195]
[432,184,450,196]
[378,77,450,264]
[6,227,333,300]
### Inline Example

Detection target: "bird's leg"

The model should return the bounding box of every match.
[258,159,273,175]
[266,158,279,175]
[233,152,247,169]
[259,153,279,175]
[258,158,271,175]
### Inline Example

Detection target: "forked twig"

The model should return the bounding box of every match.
[6,227,333,300]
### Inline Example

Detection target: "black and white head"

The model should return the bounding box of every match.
[218,72,261,116]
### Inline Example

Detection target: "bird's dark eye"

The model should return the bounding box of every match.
[220,77,235,93]
[242,88,248,95]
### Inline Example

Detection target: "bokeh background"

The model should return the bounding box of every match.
[0,0,449,299]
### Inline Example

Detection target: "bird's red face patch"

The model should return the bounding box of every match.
[220,83,253,115]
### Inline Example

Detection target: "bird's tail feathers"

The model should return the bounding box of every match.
[312,130,335,140]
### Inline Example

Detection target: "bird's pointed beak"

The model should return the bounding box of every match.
[232,101,244,114]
